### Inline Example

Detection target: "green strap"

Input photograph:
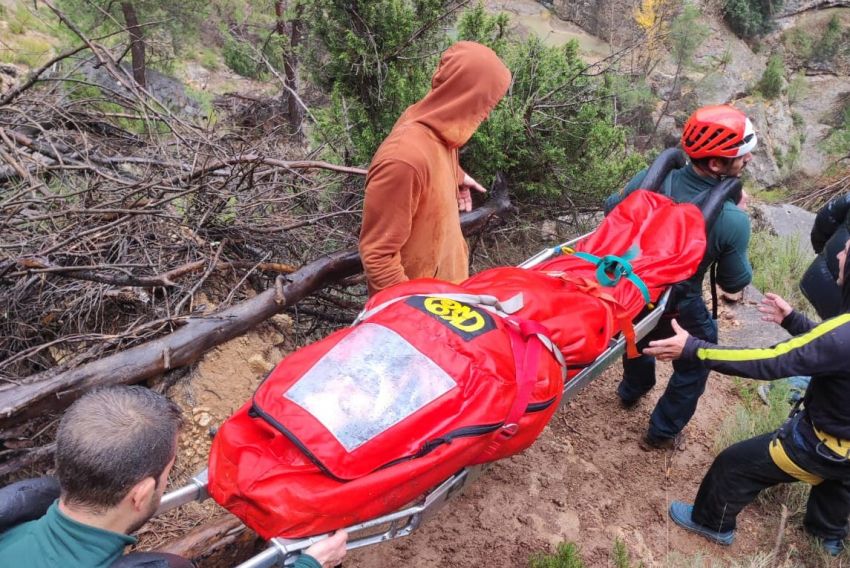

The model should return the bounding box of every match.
[571,248,651,304]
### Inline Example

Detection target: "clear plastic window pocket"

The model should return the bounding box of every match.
[284,323,457,452]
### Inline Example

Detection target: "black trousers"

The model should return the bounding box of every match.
[692,412,850,540]
[618,294,718,438]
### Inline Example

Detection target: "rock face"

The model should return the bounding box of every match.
[550,0,642,44]
[751,202,817,257]
[537,0,849,189]
[77,59,202,117]
[778,0,850,17]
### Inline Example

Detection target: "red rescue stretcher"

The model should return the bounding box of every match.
[155,157,742,567]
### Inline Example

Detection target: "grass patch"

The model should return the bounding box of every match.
[715,380,791,452]
[748,230,814,316]
[9,36,54,67]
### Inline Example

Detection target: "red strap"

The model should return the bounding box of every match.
[557,275,641,358]
[500,318,549,436]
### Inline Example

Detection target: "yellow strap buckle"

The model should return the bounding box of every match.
[813,426,850,459]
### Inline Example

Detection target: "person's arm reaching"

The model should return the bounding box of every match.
[359,160,422,293]
[644,314,850,380]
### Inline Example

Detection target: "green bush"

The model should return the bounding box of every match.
[303,2,643,204]
[458,6,644,203]
[757,54,784,99]
[723,0,783,38]
[530,542,585,568]
[749,230,813,313]
[222,35,262,78]
[824,99,850,156]
[812,15,844,62]
[298,0,448,164]
[787,73,807,105]
[783,27,814,60]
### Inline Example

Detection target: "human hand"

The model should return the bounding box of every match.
[758,292,792,324]
[458,173,486,212]
[304,530,348,567]
[642,319,690,361]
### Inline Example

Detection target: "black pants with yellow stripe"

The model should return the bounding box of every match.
[692,412,850,540]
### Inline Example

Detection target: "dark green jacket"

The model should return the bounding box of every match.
[0,500,324,568]
[0,501,135,568]
[605,164,752,298]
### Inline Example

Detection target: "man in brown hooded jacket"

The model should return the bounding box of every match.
[359,41,512,295]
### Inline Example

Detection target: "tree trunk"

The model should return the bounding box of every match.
[121,1,146,88]
[274,1,304,132]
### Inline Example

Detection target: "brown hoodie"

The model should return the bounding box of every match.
[359,41,511,294]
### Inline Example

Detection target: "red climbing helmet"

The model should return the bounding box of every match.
[681,105,757,160]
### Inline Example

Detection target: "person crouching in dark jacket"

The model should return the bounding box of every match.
[643,235,850,556]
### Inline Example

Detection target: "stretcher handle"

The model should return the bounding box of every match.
[234,467,481,568]
[156,470,208,516]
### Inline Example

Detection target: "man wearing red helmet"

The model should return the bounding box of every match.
[605,105,756,450]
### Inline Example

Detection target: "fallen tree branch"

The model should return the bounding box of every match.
[0,176,511,430]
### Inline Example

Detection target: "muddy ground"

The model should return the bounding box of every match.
[148,292,850,567]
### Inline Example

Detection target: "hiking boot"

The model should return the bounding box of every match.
[669,501,735,546]
[819,538,845,557]
[618,394,642,409]
[639,430,685,451]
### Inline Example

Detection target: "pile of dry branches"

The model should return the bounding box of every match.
[1,61,370,385]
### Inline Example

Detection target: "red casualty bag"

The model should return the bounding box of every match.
[208,190,706,539]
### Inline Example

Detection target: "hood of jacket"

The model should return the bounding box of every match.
[397,41,511,149]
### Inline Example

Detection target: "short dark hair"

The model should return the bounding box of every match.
[690,155,735,172]
[56,386,184,509]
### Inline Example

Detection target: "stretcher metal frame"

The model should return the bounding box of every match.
[156,234,671,567]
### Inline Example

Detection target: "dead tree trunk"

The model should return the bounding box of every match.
[0,177,511,431]
[121,1,146,88]
[274,0,304,132]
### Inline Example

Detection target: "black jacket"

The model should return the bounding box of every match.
[683,310,850,439]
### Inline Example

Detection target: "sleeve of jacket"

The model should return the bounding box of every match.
[714,208,752,293]
[293,555,321,568]
[359,159,422,292]
[604,169,648,215]
[781,309,817,336]
[681,314,850,379]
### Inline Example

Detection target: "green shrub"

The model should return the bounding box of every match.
[748,230,813,313]
[303,1,643,205]
[197,48,221,71]
[783,27,813,60]
[787,73,807,105]
[299,0,448,165]
[757,54,784,99]
[222,35,262,78]
[723,0,783,38]
[12,36,53,67]
[530,542,585,568]
[612,538,644,568]
[813,15,844,62]
[824,100,850,156]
